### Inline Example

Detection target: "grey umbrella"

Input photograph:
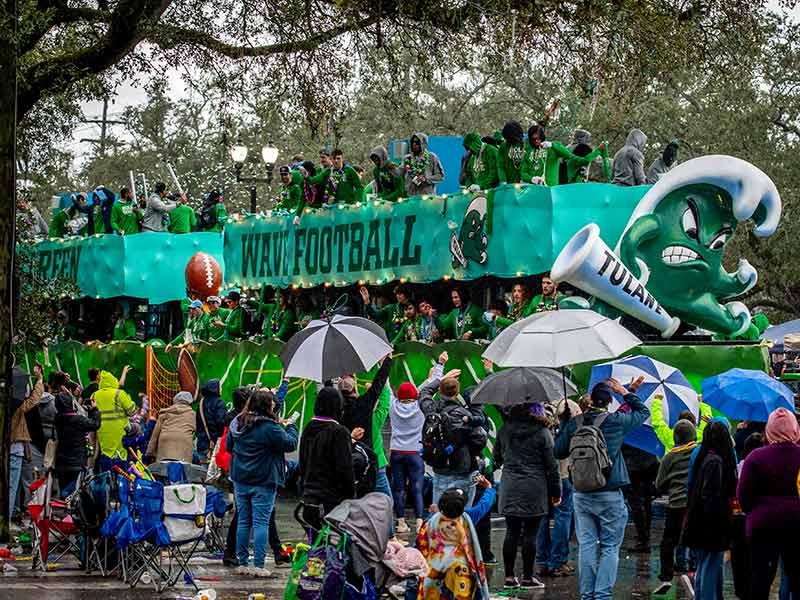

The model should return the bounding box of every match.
[470,367,578,406]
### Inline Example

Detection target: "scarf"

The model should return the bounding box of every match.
[416,512,488,600]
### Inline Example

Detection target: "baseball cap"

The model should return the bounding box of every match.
[207,296,221,303]
[189,300,203,309]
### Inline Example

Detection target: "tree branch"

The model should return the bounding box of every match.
[149,15,380,58]
[17,0,172,119]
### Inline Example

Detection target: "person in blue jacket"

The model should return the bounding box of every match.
[555,377,648,600]
[227,388,297,577]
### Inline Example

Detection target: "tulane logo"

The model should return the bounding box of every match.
[450,195,489,268]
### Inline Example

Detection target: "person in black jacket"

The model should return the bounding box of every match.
[299,386,355,533]
[338,354,393,452]
[196,379,227,462]
[54,391,101,496]
[682,421,738,600]
[622,443,660,552]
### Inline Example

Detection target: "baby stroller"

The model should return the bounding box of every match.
[27,473,82,572]
[293,493,427,599]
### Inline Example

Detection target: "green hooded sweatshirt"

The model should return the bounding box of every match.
[275,170,306,216]
[113,317,137,341]
[111,200,140,235]
[308,164,364,204]
[497,140,526,184]
[367,302,406,340]
[49,210,70,238]
[463,132,500,190]
[169,204,197,234]
[437,302,487,340]
[369,146,404,202]
[223,305,244,340]
[521,141,601,186]
[204,307,230,341]
[250,297,297,341]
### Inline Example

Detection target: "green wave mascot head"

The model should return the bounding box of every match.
[615,155,781,337]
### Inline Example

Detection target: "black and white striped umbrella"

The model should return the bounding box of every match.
[279,315,392,382]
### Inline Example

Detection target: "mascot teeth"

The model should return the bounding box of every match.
[661,246,700,264]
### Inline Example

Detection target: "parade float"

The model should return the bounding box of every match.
[16,155,778,443]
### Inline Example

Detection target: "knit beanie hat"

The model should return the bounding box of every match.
[397,382,418,401]
[174,391,194,405]
[591,382,614,407]
[673,419,697,446]
[765,407,800,444]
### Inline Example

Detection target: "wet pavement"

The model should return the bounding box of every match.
[0,497,751,599]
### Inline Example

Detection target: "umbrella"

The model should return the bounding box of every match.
[482,309,641,399]
[482,309,642,369]
[279,315,392,382]
[589,355,699,456]
[701,368,795,422]
[471,367,578,406]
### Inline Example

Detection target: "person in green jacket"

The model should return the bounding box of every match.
[204,295,230,341]
[49,206,76,238]
[462,132,500,191]
[497,121,526,184]
[112,303,137,341]
[251,287,297,341]
[437,288,486,340]
[494,283,532,329]
[168,198,197,234]
[111,187,141,235]
[306,148,364,204]
[216,291,244,340]
[198,191,227,232]
[391,303,423,345]
[360,284,412,341]
[369,146,405,202]
[525,273,564,313]
[521,124,605,186]
[651,395,712,452]
[167,299,209,348]
[274,166,307,221]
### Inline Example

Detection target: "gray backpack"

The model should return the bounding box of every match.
[568,412,612,492]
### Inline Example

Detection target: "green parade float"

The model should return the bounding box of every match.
[17,154,778,444]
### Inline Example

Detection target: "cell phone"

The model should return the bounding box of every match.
[286,411,301,425]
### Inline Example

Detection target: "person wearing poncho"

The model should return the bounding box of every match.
[521,124,605,186]
[497,121,526,184]
[403,132,445,196]
[463,132,500,191]
[369,146,405,202]
[438,288,486,340]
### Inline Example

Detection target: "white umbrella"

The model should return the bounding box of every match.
[482,309,642,368]
[279,315,392,382]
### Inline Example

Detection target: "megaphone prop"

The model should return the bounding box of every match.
[552,224,680,338]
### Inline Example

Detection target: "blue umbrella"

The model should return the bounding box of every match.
[701,368,794,422]
[590,355,699,456]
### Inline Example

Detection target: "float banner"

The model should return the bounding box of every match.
[25,232,224,304]
[224,183,647,288]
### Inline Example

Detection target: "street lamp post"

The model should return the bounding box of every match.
[229,137,279,213]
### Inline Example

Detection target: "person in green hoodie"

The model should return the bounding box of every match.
[49,206,76,238]
[204,295,230,341]
[306,148,364,204]
[167,299,209,349]
[216,291,244,340]
[437,287,486,340]
[112,303,137,341]
[360,284,412,341]
[168,196,197,234]
[250,287,297,341]
[497,121,526,184]
[274,166,307,223]
[110,187,141,235]
[462,132,500,191]
[369,146,404,202]
[521,124,605,186]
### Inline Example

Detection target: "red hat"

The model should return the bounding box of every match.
[397,382,418,401]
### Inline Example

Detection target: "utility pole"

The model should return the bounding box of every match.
[80,97,125,156]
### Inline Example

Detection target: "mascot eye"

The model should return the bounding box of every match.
[682,208,699,240]
[709,232,728,250]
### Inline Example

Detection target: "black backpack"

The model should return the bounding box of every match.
[352,441,377,498]
[421,404,471,469]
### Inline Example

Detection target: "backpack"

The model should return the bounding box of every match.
[351,441,377,498]
[568,412,612,492]
[421,404,471,469]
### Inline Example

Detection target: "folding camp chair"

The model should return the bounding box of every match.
[27,473,83,572]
